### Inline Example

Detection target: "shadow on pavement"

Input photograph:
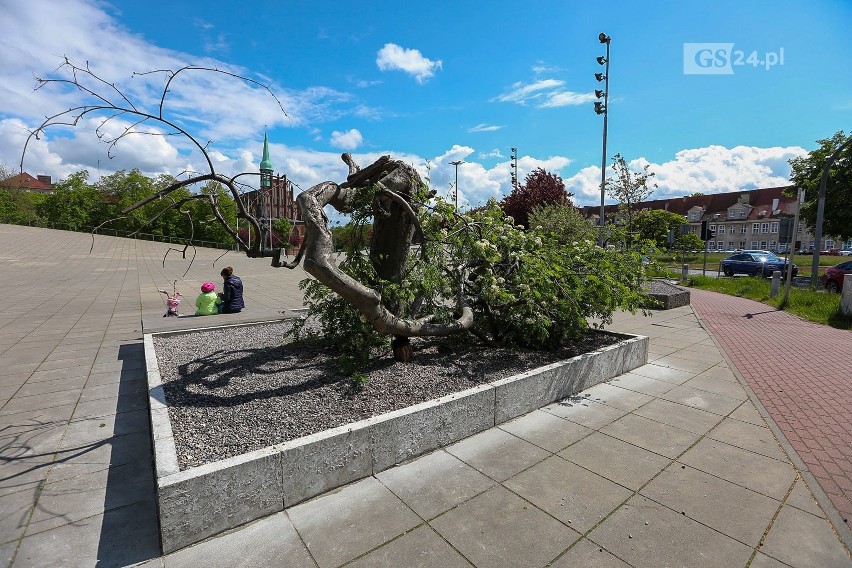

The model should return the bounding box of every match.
[95,343,161,567]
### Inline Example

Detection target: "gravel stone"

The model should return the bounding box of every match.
[153,320,618,470]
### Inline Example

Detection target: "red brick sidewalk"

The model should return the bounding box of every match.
[690,288,852,526]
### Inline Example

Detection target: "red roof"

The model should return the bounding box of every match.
[1,172,53,192]
[583,186,797,223]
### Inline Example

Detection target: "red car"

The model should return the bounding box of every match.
[822,260,852,293]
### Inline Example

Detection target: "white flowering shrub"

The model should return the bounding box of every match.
[290,188,650,373]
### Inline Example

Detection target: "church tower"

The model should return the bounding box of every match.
[260,132,273,190]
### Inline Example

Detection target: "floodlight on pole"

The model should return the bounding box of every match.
[449,160,464,213]
[595,32,611,247]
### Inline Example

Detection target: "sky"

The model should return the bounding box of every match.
[1,0,851,213]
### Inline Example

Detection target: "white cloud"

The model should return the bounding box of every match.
[468,124,504,133]
[564,145,807,206]
[539,91,597,108]
[0,0,377,159]
[479,148,504,159]
[376,43,442,84]
[495,79,564,105]
[532,63,562,74]
[329,129,364,150]
[494,79,594,109]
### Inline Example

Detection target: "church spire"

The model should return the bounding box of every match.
[260,132,273,188]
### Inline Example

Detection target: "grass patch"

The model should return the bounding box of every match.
[685,275,852,330]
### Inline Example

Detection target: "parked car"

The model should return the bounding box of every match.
[720,252,798,278]
[821,260,852,292]
[838,250,852,256]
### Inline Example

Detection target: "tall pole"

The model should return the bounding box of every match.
[783,189,803,303]
[450,160,464,213]
[810,135,852,287]
[596,34,611,247]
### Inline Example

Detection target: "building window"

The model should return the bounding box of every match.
[752,223,760,234]
[689,211,699,221]
[797,222,803,233]
[717,224,725,234]
[708,241,715,250]
[769,241,777,251]
[741,225,748,234]
[751,241,759,249]
[760,241,768,250]
[761,223,769,234]
[770,222,779,233]
[718,241,724,250]
[740,241,746,249]
[825,239,835,249]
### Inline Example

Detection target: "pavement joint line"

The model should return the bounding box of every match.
[690,297,852,553]
[746,474,802,568]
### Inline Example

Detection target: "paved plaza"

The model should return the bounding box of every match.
[0,225,850,567]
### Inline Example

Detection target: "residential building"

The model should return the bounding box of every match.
[582,186,850,252]
[1,172,54,193]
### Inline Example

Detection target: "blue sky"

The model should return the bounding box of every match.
[1,0,850,210]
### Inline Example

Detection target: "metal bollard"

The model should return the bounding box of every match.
[842,274,852,316]
[770,270,781,297]
[682,263,689,282]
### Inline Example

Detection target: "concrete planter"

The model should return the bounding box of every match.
[144,325,648,553]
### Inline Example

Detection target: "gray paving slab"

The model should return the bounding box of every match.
[588,494,753,568]
[542,397,628,430]
[607,372,676,397]
[504,455,633,533]
[679,438,796,500]
[600,413,702,459]
[430,485,579,568]
[497,409,592,453]
[25,459,154,536]
[626,362,695,385]
[706,416,789,462]
[786,478,826,517]
[163,513,316,568]
[12,499,160,568]
[375,449,495,521]
[640,463,780,546]
[550,538,630,568]
[632,397,723,435]
[760,505,851,567]
[287,477,421,568]
[581,383,655,412]
[558,432,671,491]
[445,427,550,482]
[659,383,744,416]
[346,525,470,568]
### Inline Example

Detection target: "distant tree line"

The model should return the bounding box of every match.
[0,167,298,247]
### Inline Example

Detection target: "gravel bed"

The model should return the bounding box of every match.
[154,321,620,470]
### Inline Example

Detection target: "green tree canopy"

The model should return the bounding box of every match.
[788,131,852,241]
[528,203,594,244]
[36,170,107,228]
[629,209,688,249]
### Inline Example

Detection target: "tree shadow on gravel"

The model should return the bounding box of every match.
[165,340,347,408]
[162,332,619,409]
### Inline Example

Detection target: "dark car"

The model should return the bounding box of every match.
[720,252,798,278]
[821,260,852,293]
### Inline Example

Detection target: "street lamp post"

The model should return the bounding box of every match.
[595,32,611,247]
[450,160,464,213]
